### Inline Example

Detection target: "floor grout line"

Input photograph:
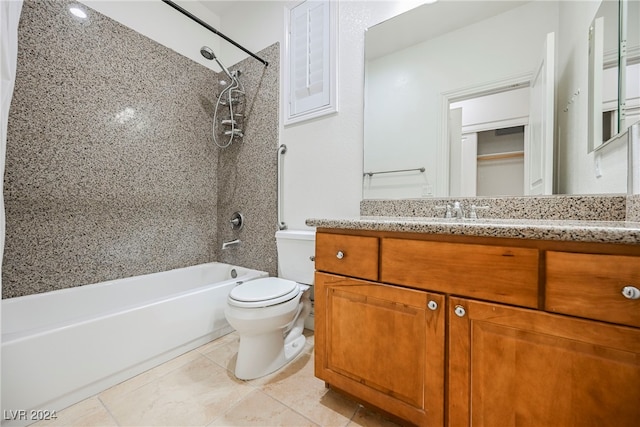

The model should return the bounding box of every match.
[96,395,121,427]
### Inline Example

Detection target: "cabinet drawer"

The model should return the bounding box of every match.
[381,239,539,308]
[546,251,640,327]
[315,233,379,281]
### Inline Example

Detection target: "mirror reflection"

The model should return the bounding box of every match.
[363,0,638,199]
[589,0,640,150]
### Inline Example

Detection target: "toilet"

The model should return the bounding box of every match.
[225,229,315,380]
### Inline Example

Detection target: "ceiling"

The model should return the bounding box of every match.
[366,0,530,60]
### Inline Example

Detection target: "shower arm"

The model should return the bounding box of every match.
[277,144,287,230]
[161,0,269,67]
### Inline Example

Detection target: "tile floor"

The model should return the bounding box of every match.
[34,331,401,427]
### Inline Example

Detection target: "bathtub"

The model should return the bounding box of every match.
[1,262,267,426]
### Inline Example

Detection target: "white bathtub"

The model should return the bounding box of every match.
[1,262,267,426]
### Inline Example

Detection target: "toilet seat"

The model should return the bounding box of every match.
[228,278,300,308]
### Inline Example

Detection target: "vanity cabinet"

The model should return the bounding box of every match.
[314,230,640,427]
[448,297,640,426]
[314,273,445,426]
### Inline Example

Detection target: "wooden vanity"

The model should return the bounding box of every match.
[312,227,640,426]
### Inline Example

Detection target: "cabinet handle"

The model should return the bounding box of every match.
[621,285,640,300]
[454,305,466,317]
[336,251,345,260]
[427,300,438,311]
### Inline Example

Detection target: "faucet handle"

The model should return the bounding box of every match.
[435,204,452,218]
[469,204,490,220]
[451,201,465,219]
[230,212,244,230]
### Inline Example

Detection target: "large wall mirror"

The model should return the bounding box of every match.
[589,0,640,151]
[363,0,639,200]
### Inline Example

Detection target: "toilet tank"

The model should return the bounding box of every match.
[276,230,316,284]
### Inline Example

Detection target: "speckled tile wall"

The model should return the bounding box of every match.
[214,44,279,277]
[2,1,277,298]
[628,195,640,222]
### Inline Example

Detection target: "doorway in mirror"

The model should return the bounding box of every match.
[448,32,555,197]
[449,88,528,197]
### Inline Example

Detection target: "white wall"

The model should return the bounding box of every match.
[451,88,529,132]
[478,157,525,196]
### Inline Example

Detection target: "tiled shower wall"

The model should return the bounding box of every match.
[214,44,279,275]
[3,0,278,298]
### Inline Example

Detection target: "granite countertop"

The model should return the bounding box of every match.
[306,216,640,245]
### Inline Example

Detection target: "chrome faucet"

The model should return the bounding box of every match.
[452,201,464,219]
[222,239,241,249]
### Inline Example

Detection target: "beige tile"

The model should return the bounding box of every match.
[196,332,240,355]
[104,355,253,426]
[201,340,240,373]
[346,406,402,427]
[259,351,359,427]
[32,397,117,427]
[99,349,202,406]
[208,389,318,426]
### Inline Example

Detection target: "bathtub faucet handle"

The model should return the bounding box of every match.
[230,212,244,230]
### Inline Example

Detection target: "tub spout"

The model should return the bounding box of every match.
[222,239,241,249]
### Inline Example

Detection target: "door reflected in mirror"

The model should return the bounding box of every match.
[448,89,528,197]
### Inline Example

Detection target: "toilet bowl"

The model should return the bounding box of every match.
[224,230,315,380]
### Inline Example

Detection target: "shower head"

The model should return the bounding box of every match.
[200,45,233,80]
[200,46,216,60]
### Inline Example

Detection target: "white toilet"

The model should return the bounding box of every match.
[225,229,315,380]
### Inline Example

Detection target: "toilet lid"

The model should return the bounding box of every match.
[229,278,299,307]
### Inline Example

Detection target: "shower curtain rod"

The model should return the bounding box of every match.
[161,0,269,67]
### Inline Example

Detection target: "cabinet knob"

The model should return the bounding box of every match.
[621,285,640,300]
[336,251,345,259]
[427,300,438,311]
[454,305,466,317]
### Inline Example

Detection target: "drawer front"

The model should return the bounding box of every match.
[381,238,540,308]
[315,233,379,281]
[546,251,640,327]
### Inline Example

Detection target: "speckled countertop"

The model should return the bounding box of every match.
[305,217,640,245]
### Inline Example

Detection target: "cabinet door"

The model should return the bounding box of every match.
[448,297,640,427]
[315,272,445,426]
